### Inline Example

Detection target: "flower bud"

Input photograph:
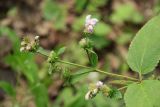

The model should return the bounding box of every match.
[79,38,93,49]
[62,69,72,85]
[79,38,87,48]
[100,85,111,96]
[47,51,58,63]
[87,25,94,33]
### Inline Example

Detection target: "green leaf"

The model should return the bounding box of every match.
[87,49,98,67]
[94,22,111,36]
[0,27,38,83]
[57,47,66,55]
[124,80,160,107]
[72,15,85,32]
[0,81,16,97]
[0,26,20,52]
[110,3,143,24]
[32,83,49,107]
[75,0,88,13]
[127,14,160,74]
[108,88,122,100]
[42,0,67,30]
[89,35,110,49]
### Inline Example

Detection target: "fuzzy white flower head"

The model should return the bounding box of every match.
[20,47,25,52]
[21,41,26,46]
[85,89,98,100]
[85,15,98,33]
[85,91,91,100]
[35,36,39,40]
[96,81,103,88]
[26,45,31,50]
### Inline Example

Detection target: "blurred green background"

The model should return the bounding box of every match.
[0,0,160,107]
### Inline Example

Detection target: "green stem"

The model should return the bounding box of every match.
[58,60,92,69]
[58,60,138,81]
[95,69,138,81]
[72,70,92,77]
[118,86,128,91]
[36,48,139,82]
[139,72,142,82]
[37,47,49,56]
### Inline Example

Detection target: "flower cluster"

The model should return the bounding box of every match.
[47,51,59,63]
[85,81,111,100]
[79,15,98,49]
[85,15,98,33]
[20,36,40,52]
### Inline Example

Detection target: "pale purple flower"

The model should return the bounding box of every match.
[85,15,98,33]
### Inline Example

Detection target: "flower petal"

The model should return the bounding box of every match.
[90,18,98,25]
[86,15,91,23]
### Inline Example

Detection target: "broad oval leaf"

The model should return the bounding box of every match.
[127,14,160,74]
[124,80,160,107]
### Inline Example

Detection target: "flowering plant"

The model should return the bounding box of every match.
[20,14,160,107]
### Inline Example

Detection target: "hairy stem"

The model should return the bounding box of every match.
[139,72,142,82]
[118,86,128,91]
[37,48,139,82]
[72,70,92,77]
[58,60,138,81]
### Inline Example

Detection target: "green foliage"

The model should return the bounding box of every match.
[75,0,88,13]
[124,80,160,107]
[87,49,98,67]
[108,88,122,100]
[91,94,122,107]
[0,81,16,97]
[2,1,160,106]
[63,41,88,65]
[72,15,85,32]
[89,35,110,49]
[42,0,67,30]
[62,69,72,85]
[71,69,92,84]
[57,47,66,55]
[127,14,160,74]
[94,22,111,36]
[5,53,38,83]
[54,87,87,107]
[110,3,143,24]
[0,27,38,83]
[116,32,133,45]
[32,83,49,107]
[0,26,19,51]
[87,0,108,12]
